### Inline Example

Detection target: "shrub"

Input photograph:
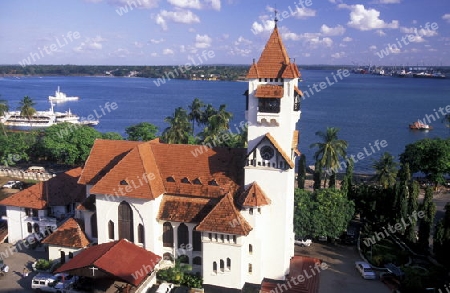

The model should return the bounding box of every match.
[35,259,52,271]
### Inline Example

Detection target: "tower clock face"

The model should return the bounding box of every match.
[260,145,275,160]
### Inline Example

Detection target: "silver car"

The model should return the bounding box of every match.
[355,261,376,280]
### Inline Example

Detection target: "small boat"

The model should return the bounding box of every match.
[409,121,432,130]
[48,86,79,102]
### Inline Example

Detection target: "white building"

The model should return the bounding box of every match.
[75,23,303,291]
[0,167,86,244]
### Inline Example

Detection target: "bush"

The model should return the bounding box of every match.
[35,259,52,271]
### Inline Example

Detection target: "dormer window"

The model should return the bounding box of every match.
[120,180,128,185]
[193,178,202,185]
[208,179,218,186]
[166,176,175,182]
[181,177,191,184]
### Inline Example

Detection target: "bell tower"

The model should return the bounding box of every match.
[243,22,302,280]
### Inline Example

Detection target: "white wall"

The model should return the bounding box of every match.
[202,233,244,289]
[5,206,24,243]
[47,245,83,262]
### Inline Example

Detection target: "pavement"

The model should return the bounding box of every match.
[295,241,391,293]
[0,242,46,292]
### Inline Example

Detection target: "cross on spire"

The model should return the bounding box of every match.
[89,266,98,276]
[274,7,278,27]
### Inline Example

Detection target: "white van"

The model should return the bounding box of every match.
[31,273,58,292]
[26,166,46,173]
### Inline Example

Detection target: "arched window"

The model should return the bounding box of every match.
[163,222,173,247]
[108,220,114,239]
[27,222,32,233]
[193,226,201,251]
[118,201,133,242]
[138,224,144,244]
[220,259,224,272]
[249,244,253,255]
[227,258,231,270]
[91,213,97,238]
[33,223,40,234]
[177,223,189,248]
[193,256,202,265]
[213,261,217,274]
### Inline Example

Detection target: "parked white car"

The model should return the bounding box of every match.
[1,180,21,189]
[355,261,377,280]
[156,283,175,293]
[295,238,312,247]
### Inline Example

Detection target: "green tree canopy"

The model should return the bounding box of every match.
[38,123,102,165]
[188,98,204,135]
[102,132,124,140]
[400,138,450,186]
[125,122,158,141]
[0,131,35,166]
[294,188,355,239]
[0,99,9,136]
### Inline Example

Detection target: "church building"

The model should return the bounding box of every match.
[74,22,303,291]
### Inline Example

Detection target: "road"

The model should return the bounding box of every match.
[0,242,46,292]
[295,241,391,293]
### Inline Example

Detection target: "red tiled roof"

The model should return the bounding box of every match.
[238,182,271,207]
[246,26,300,79]
[0,167,85,209]
[55,239,161,287]
[158,195,218,223]
[42,218,90,248]
[255,85,284,98]
[196,193,252,235]
[87,140,246,200]
[260,256,321,293]
[90,143,165,199]
[79,139,141,185]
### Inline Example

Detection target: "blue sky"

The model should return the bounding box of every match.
[1,0,449,66]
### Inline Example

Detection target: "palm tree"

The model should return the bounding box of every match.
[199,104,233,146]
[0,99,9,136]
[161,107,192,144]
[372,152,398,188]
[18,96,36,122]
[200,104,217,125]
[310,127,348,188]
[188,98,204,135]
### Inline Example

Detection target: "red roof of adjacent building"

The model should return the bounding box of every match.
[246,26,300,79]
[0,167,85,209]
[158,195,218,223]
[42,218,90,248]
[55,239,161,287]
[260,256,322,293]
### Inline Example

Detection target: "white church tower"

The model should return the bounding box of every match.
[243,20,302,281]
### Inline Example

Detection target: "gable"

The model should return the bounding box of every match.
[247,133,294,169]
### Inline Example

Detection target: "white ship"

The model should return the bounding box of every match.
[48,86,79,102]
[0,103,99,127]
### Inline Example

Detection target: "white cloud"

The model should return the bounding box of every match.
[134,41,144,48]
[150,52,158,57]
[167,0,201,9]
[378,0,401,3]
[331,52,346,58]
[195,34,212,48]
[343,36,352,42]
[320,24,346,36]
[150,38,165,44]
[375,29,386,36]
[339,4,399,31]
[369,45,377,50]
[234,36,252,46]
[293,7,316,19]
[308,37,333,48]
[163,48,174,55]
[107,0,159,9]
[167,0,220,10]
[74,36,106,52]
[250,18,275,35]
[443,14,450,23]
[155,9,200,30]
[302,53,311,57]
[179,45,186,52]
